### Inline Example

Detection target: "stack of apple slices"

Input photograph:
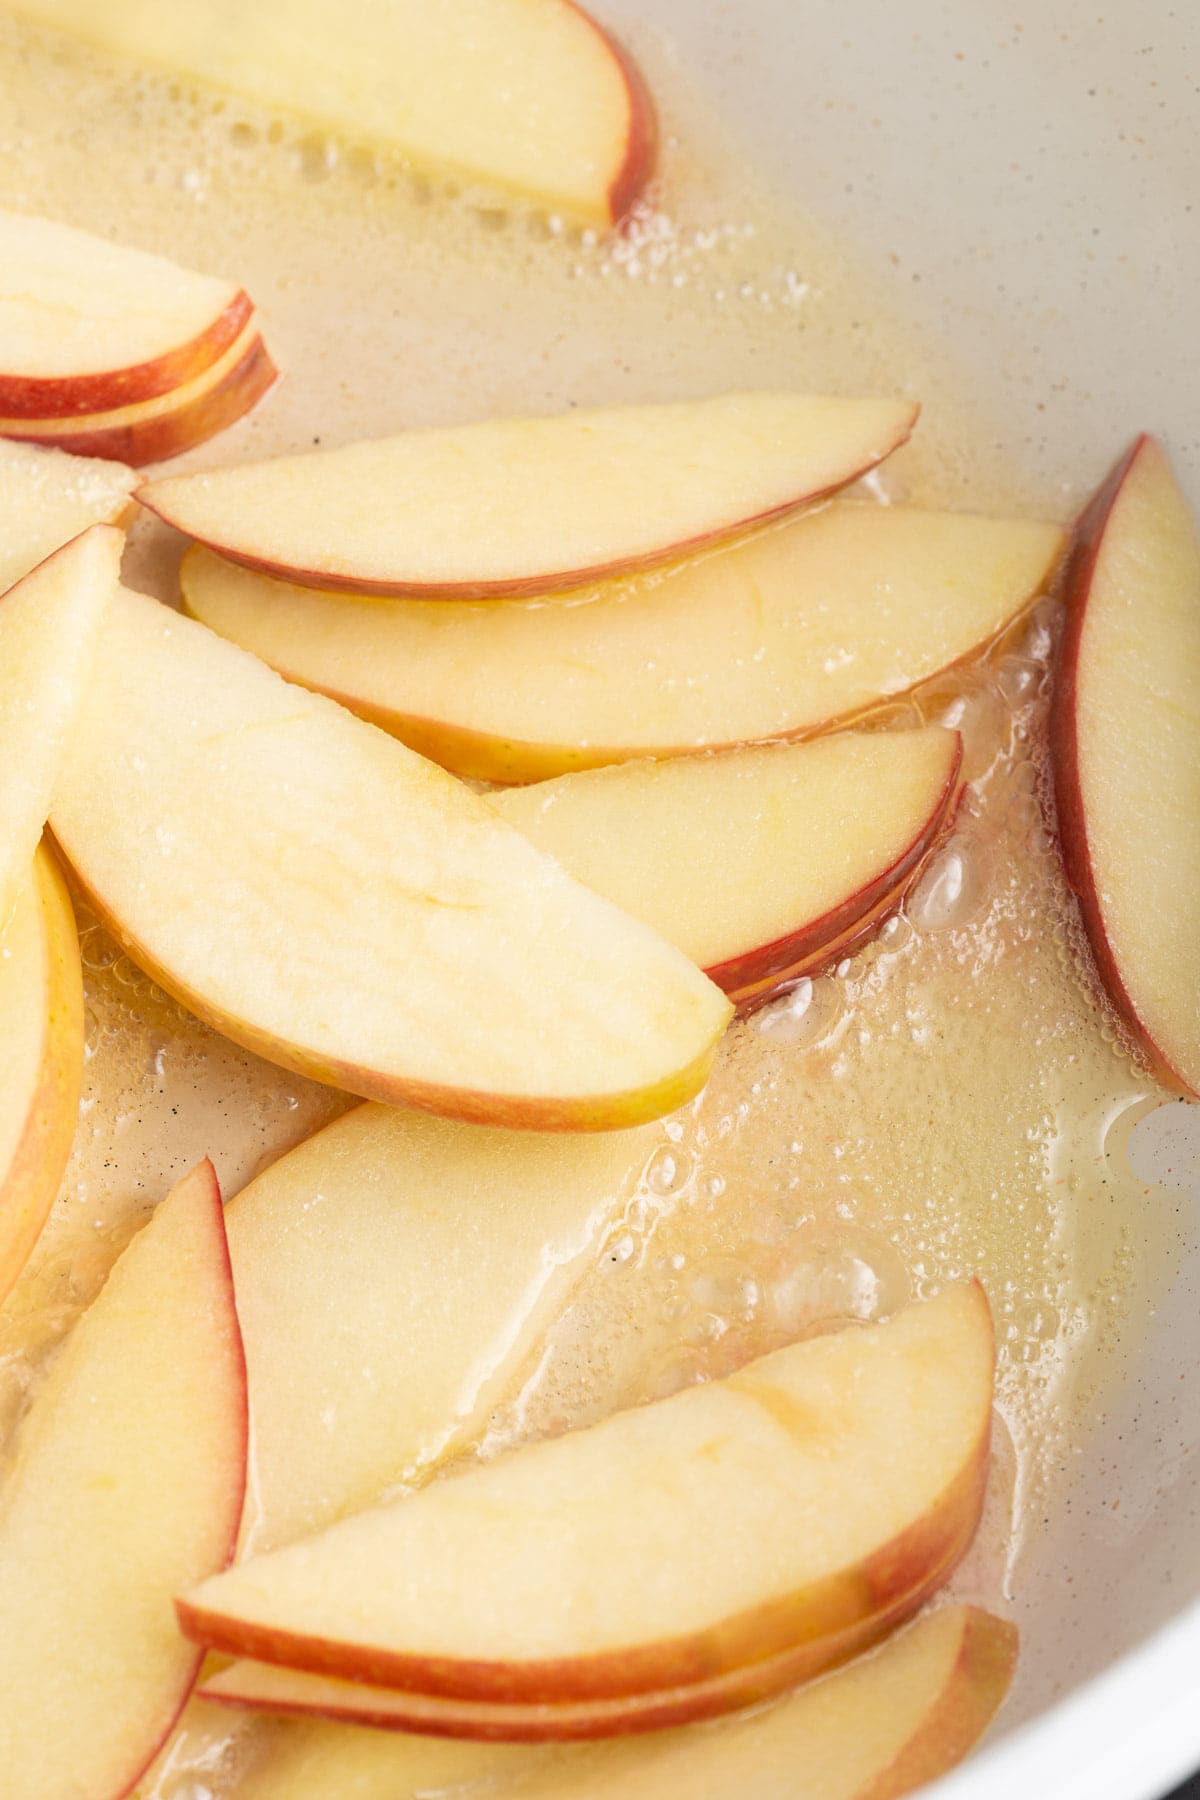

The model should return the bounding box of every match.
[0,212,275,463]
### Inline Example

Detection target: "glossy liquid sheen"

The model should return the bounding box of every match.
[0,15,1180,1797]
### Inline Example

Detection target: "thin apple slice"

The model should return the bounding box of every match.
[48,588,730,1129]
[209,1606,1015,1795]
[178,1284,994,1715]
[141,392,918,597]
[0,317,277,466]
[0,524,121,922]
[225,1102,658,1555]
[493,728,962,1005]
[0,439,136,591]
[6,0,655,227]
[1053,436,1200,1095]
[0,847,84,1307]
[0,1160,247,1800]
[0,209,251,418]
[181,502,1065,781]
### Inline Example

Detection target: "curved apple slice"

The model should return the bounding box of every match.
[225,1103,658,1555]
[48,588,730,1129]
[6,0,655,227]
[0,847,83,1307]
[0,319,277,466]
[1053,435,1200,1095]
[180,502,1065,781]
[0,439,136,592]
[0,525,121,922]
[0,209,251,418]
[178,1284,994,1711]
[494,728,962,1006]
[141,393,917,597]
[0,1160,247,1800]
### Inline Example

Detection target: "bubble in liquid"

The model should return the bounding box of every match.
[754,974,845,1048]
[764,1227,910,1337]
[906,836,991,933]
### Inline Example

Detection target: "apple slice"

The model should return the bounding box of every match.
[0,209,252,418]
[141,392,918,597]
[180,502,1065,781]
[0,524,121,923]
[208,1606,1015,1796]
[0,1159,247,1800]
[225,1102,658,1555]
[178,1284,994,1717]
[0,438,136,591]
[0,847,84,1307]
[6,0,655,227]
[493,728,962,1006]
[0,317,277,466]
[1053,436,1200,1096]
[48,588,730,1129]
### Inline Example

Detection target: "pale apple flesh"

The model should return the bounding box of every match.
[180,503,1066,781]
[1053,434,1200,1096]
[0,524,121,922]
[0,846,84,1308]
[210,1606,1015,1797]
[0,439,137,592]
[493,728,962,1006]
[4,0,656,227]
[140,392,918,596]
[178,1285,994,1717]
[0,319,277,465]
[48,588,731,1130]
[224,1102,660,1555]
[0,1160,247,1800]
[0,208,250,416]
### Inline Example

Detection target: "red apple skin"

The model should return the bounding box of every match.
[1051,434,1197,1097]
[864,1608,1019,1800]
[0,290,254,420]
[568,3,658,226]
[2,333,278,467]
[146,405,920,599]
[176,1285,992,1710]
[707,744,963,1008]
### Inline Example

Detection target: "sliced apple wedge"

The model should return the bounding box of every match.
[0,209,252,418]
[225,1103,658,1554]
[181,502,1065,781]
[6,0,655,227]
[142,392,917,597]
[0,439,136,591]
[178,1284,994,1719]
[0,1160,247,1800]
[208,1606,1016,1793]
[0,317,277,466]
[493,728,962,1005]
[0,847,83,1307]
[0,524,120,922]
[1053,436,1200,1096]
[48,588,730,1129]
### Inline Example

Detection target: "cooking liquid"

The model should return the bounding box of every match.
[0,14,1184,1797]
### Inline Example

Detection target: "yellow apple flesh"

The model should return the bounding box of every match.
[0,524,121,922]
[5,0,656,227]
[1053,435,1200,1095]
[181,502,1065,781]
[0,847,83,1307]
[0,1160,247,1800]
[0,439,137,591]
[224,1102,659,1555]
[0,208,250,417]
[494,728,962,1005]
[48,588,731,1129]
[141,392,918,596]
[178,1285,994,1720]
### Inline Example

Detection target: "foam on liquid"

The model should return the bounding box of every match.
[0,15,1183,1796]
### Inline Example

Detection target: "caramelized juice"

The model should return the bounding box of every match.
[0,14,1184,1796]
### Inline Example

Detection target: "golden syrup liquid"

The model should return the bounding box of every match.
[0,14,1184,1797]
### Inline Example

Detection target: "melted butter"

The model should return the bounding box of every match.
[0,14,1183,1799]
